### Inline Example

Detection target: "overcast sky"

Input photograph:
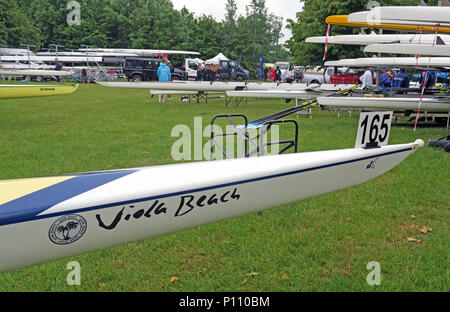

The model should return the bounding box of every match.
[171,0,304,43]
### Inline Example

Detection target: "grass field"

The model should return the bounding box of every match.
[0,82,448,292]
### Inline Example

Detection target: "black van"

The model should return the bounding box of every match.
[123,57,187,82]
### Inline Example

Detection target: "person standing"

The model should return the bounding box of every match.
[197,62,204,81]
[393,69,410,94]
[270,67,275,82]
[275,65,282,84]
[420,70,436,89]
[380,70,393,88]
[54,58,63,82]
[157,58,171,103]
[359,69,373,89]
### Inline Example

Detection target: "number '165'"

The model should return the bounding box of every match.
[360,114,391,145]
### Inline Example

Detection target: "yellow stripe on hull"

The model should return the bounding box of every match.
[0,84,78,100]
[326,15,450,34]
[0,176,75,205]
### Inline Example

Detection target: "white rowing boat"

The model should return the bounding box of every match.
[0,140,423,273]
[150,90,222,95]
[364,44,450,57]
[99,81,355,93]
[317,96,450,112]
[324,57,450,68]
[348,6,450,27]
[226,90,314,99]
[306,34,450,46]
[0,69,74,77]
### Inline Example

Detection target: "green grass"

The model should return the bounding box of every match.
[0,82,448,292]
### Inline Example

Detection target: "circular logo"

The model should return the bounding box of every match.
[49,215,87,245]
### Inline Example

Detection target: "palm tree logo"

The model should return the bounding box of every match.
[56,221,80,240]
[49,215,87,245]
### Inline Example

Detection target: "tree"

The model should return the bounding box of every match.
[0,0,41,47]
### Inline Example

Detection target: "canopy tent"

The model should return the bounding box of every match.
[205,53,229,65]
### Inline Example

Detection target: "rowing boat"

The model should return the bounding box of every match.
[0,85,79,100]
[0,140,423,272]
[99,81,355,93]
[324,57,450,68]
[348,6,450,28]
[325,15,450,34]
[0,69,75,77]
[317,96,450,112]
[364,44,450,57]
[306,34,450,46]
[226,90,314,99]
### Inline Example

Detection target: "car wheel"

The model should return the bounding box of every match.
[35,76,43,82]
[132,74,143,82]
[172,76,180,81]
[236,76,243,82]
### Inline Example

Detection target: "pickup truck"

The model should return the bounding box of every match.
[300,67,376,85]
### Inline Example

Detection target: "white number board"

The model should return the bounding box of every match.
[355,112,393,148]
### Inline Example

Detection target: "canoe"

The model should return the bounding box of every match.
[0,141,423,272]
[317,96,450,112]
[364,44,450,57]
[326,15,450,34]
[0,84,78,100]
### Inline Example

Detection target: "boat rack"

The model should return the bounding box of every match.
[210,114,299,160]
[225,86,248,107]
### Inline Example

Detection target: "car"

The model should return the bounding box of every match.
[123,57,187,82]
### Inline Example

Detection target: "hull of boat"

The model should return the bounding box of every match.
[0,142,421,272]
[364,44,450,57]
[305,34,450,46]
[326,15,450,34]
[318,96,450,112]
[0,69,74,77]
[325,57,450,68]
[0,85,78,99]
[226,90,314,99]
[348,7,450,28]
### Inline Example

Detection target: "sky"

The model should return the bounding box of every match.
[171,0,304,43]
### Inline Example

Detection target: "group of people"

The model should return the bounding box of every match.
[359,68,436,91]
[263,65,291,83]
[196,63,222,81]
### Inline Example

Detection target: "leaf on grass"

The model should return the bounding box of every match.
[281,274,290,281]
[410,214,416,219]
[407,237,421,243]
[420,226,432,234]
[170,276,179,284]
[246,272,259,277]
[242,279,248,286]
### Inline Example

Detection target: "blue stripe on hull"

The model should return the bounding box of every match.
[0,170,137,226]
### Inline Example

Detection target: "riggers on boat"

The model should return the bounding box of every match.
[317,96,450,113]
[0,84,78,100]
[0,140,424,273]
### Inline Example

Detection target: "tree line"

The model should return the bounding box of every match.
[0,0,288,74]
